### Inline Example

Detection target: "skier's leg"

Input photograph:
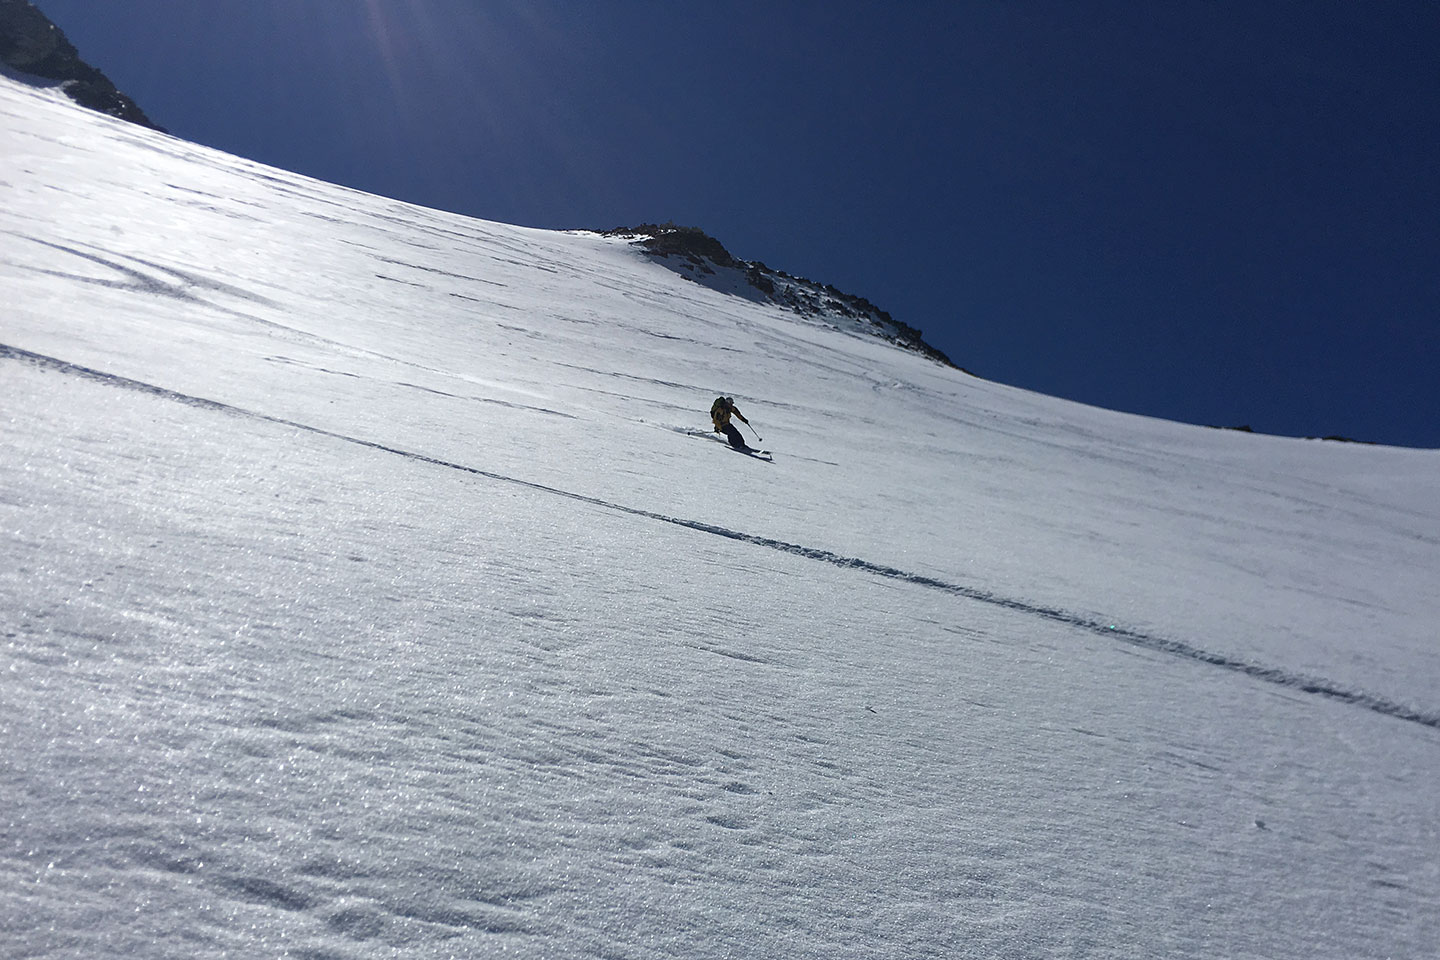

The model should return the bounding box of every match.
[723,423,746,449]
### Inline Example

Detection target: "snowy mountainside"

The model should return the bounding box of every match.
[3,75,1440,959]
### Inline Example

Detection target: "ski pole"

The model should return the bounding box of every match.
[744,421,763,443]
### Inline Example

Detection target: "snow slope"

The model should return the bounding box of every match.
[3,74,1438,959]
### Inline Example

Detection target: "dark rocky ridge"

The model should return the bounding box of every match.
[0,0,163,131]
[601,223,959,369]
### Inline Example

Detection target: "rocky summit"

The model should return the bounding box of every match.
[0,0,162,130]
[603,223,957,368]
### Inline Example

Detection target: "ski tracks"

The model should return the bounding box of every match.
[5,342,1438,734]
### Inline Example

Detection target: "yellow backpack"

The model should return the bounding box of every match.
[711,396,731,429]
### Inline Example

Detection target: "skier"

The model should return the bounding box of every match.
[710,395,751,450]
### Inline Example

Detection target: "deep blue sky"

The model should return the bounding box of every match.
[35,0,1440,447]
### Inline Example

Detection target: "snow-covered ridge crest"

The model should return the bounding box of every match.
[600,222,958,368]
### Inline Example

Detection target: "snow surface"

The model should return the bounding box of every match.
[3,74,1439,959]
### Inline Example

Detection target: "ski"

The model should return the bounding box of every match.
[670,424,773,460]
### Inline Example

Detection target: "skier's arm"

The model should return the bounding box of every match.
[733,408,749,424]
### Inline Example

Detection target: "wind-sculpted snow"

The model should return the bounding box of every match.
[4,75,1440,959]
[8,341,1436,735]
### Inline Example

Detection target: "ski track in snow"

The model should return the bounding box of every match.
[6,340,1435,734]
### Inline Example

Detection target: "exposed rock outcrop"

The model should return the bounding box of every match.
[0,0,164,131]
[602,223,959,369]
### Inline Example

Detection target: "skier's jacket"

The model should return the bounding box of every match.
[711,396,741,432]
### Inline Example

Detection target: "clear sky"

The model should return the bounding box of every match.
[31,0,1440,447]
